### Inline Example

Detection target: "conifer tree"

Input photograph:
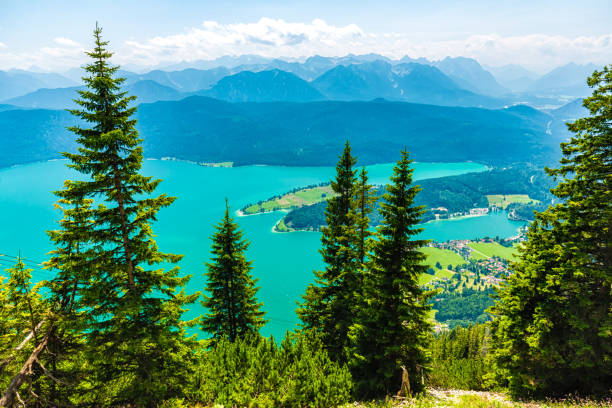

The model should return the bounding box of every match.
[6,258,43,347]
[201,201,266,343]
[0,257,48,407]
[353,167,376,267]
[49,24,198,405]
[44,191,94,403]
[349,149,432,398]
[297,141,360,362]
[490,66,612,398]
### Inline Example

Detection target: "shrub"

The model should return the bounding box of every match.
[191,332,352,407]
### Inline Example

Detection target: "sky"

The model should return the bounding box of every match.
[0,0,610,73]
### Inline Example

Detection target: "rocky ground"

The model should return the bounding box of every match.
[345,389,612,408]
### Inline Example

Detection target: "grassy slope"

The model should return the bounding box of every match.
[422,247,465,269]
[419,247,464,285]
[468,242,518,262]
[486,194,539,209]
[243,185,334,214]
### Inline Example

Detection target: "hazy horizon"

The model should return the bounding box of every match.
[1,0,610,73]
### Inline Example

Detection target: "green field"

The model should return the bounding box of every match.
[419,247,463,285]
[468,242,518,262]
[421,247,465,270]
[242,185,334,214]
[419,268,455,285]
[486,194,539,209]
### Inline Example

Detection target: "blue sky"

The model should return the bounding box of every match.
[1,0,610,72]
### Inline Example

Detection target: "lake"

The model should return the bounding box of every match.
[0,159,525,337]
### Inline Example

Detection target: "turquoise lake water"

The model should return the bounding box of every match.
[0,159,525,338]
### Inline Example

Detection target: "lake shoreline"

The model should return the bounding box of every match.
[0,156,490,173]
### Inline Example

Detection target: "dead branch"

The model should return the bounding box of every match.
[0,333,49,407]
[0,320,45,373]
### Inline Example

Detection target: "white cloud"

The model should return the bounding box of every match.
[118,19,612,72]
[54,37,80,47]
[121,18,365,66]
[0,40,86,71]
[0,19,611,72]
[404,33,612,71]
[0,42,6,49]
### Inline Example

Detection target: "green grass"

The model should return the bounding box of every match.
[419,273,435,285]
[418,247,464,285]
[421,247,465,270]
[468,242,518,262]
[274,218,291,232]
[419,268,455,286]
[486,194,539,209]
[242,185,334,214]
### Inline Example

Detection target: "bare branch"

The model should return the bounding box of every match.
[0,320,45,373]
[0,333,49,407]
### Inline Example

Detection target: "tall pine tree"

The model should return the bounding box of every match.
[297,141,360,362]
[353,167,376,268]
[201,201,266,343]
[349,149,432,398]
[44,190,94,404]
[490,66,611,398]
[49,24,199,405]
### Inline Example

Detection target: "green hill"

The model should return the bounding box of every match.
[0,97,557,169]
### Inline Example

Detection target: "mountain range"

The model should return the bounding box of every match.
[0,70,77,100]
[0,54,596,172]
[1,56,597,112]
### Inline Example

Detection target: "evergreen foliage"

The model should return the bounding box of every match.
[432,287,495,328]
[349,149,433,398]
[200,201,266,342]
[297,141,361,362]
[191,332,352,407]
[44,24,199,405]
[353,167,377,267]
[490,66,612,398]
[44,192,96,404]
[0,258,49,406]
[429,324,493,390]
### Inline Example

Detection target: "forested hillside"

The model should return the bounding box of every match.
[283,165,555,231]
[0,97,557,168]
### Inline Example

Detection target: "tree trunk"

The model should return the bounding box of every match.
[396,365,411,398]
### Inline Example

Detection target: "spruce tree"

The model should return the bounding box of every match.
[353,167,376,267]
[44,191,93,404]
[5,258,43,347]
[50,24,199,405]
[0,257,47,407]
[349,149,432,398]
[201,201,266,343]
[490,66,611,398]
[297,141,360,362]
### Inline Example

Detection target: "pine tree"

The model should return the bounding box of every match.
[297,141,360,362]
[201,201,266,343]
[353,167,377,267]
[490,66,612,398]
[5,258,43,348]
[0,257,48,407]
[349,149,432,398]
[43,190,93,404]
[49,24,199,405]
